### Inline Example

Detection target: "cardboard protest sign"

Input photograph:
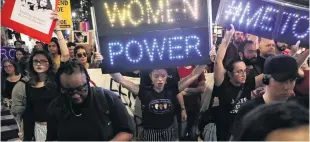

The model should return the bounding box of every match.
[57,0,73,30]
[93,0,212,73]
[216,0,309,45]
[1,0,58,43]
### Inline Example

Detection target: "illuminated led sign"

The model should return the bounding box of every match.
[1,47,16,60]
[93,0,212,73]
[216,0,309,44]
[100,27,210,73]
[93,0,209,35]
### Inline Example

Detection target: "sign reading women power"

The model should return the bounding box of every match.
[92,0,212,73]
[216,0,309,45]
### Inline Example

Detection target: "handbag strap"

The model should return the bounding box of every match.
[232,87,244,109]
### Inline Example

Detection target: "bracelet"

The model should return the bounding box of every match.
[181,108,186,111]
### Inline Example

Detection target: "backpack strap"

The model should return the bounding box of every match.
[92,87,115,140]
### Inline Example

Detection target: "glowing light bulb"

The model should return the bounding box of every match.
[125,40,143,63]
[127,0,145,26]
[104,2,127,27]
[292,15,309,39]
[185,35,202,57]
[183,0,199,20]
[145,0,164,24]
[169,36,184,60]
[109,42,124,65]
[143,38,166,61]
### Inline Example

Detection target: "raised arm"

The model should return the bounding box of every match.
[295,49,309,68]
[178,65,206,92]
[51,10,69,62]
[110,73,139,95]
[184,80,206,94]
[214,25,235,86]
[255,74,264,88]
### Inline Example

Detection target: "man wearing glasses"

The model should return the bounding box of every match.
[46,60,134,141]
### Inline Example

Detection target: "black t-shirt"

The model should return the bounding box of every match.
[28,86,58,122]
[3,80,19,99]
[247,64,263,79]
[211,74,256,138]
[138,84,179,129]
[140,68,180,87]
[212,75,256,114]
[46,88,134,141]
[232,96,265,136]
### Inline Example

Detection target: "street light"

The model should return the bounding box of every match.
[72,12,76,18]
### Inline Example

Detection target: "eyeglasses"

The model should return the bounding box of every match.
[61,83,88,95]
[48,44,56,48]
[3,65,13,69]
[233,69,249,75]
[77,52,87,58]
[33,60,49,65]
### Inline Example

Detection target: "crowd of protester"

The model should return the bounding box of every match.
[1,11,309,141]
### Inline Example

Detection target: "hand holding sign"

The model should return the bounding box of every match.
[291,40,301,57]
[51,10,61,30]
[93,52,103,64]
[223,24,235,44]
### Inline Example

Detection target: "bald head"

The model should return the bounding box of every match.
[259,38,276,57]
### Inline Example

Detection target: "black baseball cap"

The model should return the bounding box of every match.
[263,54,298,82]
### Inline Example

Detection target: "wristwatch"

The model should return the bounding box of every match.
[181,108,186,111]
[54,30,61,33]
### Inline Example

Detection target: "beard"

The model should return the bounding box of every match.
[262,52,274,58]
[244,57,258,65]
[234,39,243,45]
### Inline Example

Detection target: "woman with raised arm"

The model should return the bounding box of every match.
[47,10,70,71]
[110,65,206,141]
[211,25,265,141]
[10,11,68,141]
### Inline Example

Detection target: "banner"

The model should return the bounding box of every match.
[1,0,58,43]
[1,47,16,60]
[216,0,309,45]
[93,0,213,73]
[57,0,73,30]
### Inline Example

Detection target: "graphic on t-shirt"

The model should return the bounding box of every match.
[149,99,172,114]
[230,98,248,114]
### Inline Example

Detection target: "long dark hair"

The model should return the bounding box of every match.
[15,48,27,62]
[1,59,21,78]
[1,59,21,94]
[50,37,61,55]
[28,50,56,89]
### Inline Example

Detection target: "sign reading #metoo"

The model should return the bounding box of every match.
[92,0,212,73]
[216,0,309,45]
